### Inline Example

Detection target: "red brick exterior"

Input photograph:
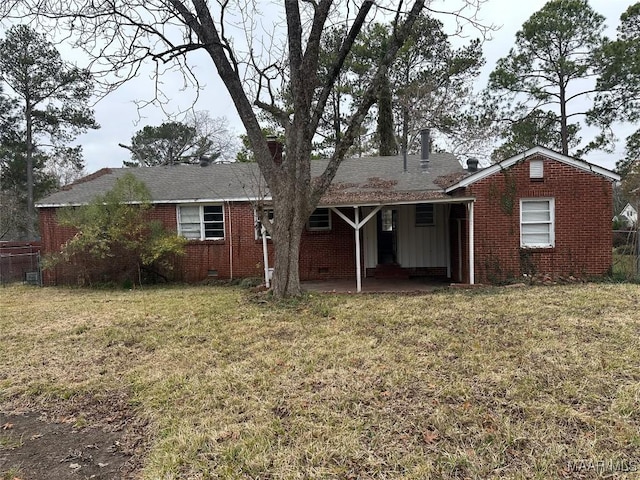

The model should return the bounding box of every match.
[463,154,613,283]
[39,203,358,285]
[38,154,614,286]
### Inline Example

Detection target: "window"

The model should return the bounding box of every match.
[520,199,554,248]
[415,203,435,226]
[307,208,331,231]
[178,205,224,240]
[380,209,394,231]
[255,208,274,239]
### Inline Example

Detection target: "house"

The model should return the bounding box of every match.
[613,202,637,228]
[36,138,619,289]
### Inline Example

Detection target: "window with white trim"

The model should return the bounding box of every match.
[178,205,225,240]
[255,208,274,239]
[307,208,331,231]
[415,203,435,226]
[520,199,554,248]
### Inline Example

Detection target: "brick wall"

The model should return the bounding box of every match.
[465,154,613,283]
[39,203,359,285]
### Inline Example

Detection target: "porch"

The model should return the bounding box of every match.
[324,200,475,291]
[302,276,451,293]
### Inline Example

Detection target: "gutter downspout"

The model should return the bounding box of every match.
[227,202,233,280]
[262,225,270,288]
[467,201,475,284]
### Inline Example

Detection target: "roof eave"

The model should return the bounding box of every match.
[36,195,274,208]
[445,146,620,193]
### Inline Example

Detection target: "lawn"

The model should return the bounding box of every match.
[1,283,639,479]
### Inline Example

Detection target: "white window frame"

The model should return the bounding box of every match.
[415,203,435,227]
[307,208,332,231]
[520,198,554,248]
[177,204,225,240]
[255,208,274,239]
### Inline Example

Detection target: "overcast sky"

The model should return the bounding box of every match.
[61,0,636,173]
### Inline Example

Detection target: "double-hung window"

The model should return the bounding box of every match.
[520,199,554,248]
[178,205,225,240]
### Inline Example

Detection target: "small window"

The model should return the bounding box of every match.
[530,160,544,179]
[308,208,331,231]
[255,208,274,239]
[381,209,394,231]
[178,205,224,240]
[415,204,435,226]
[521,199,554,248]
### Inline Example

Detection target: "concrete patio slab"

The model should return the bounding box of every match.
[302,277,451,293]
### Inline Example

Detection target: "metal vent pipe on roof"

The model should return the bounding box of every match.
[420,128,430,171]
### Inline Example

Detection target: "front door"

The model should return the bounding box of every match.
[377,208,397,264]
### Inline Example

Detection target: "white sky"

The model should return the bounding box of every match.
[44,1,638,173]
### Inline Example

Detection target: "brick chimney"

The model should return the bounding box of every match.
[267,137,283,166]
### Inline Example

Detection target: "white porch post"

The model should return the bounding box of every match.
[261,225,270,288]
[330,206,382,293]
[457,218,462,282]
[355,207,362,292]
[467,201,475,285]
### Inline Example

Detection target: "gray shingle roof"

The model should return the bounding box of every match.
[37,152,466,207]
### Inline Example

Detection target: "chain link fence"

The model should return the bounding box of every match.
[612,229,638,280]
[0,242,42,285]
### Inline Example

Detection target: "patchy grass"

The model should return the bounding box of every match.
[1,283,639,479]
[613,253,638,281]
[1,466,23,480]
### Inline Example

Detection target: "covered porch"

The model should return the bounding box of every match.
[324,199,476,292]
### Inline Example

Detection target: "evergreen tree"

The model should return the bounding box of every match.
[487,0,606,157]
[0,25,98,237]
[592,3,640,175]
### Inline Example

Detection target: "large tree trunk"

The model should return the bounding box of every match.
[377,74,396,156]
[271,212,305,297]
[25,100,35,239]
[268,128,315,297]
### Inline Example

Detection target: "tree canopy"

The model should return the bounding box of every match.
[592,2,640,175]
[315,14,483,157]
[486,0,606,160]
[119,113,236,167]
[0,24,98,238]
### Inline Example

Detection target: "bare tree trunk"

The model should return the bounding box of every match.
[269,167,312,296]
[271,216,305,297]
[25,99,35,239]
[559,82,569,155]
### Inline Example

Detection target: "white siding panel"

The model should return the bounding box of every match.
[397,204,448,268]
[362,207,378,268]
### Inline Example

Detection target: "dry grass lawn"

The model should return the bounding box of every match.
[1,283,639,479]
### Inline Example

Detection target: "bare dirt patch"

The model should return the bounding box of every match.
[0,392,147,480]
